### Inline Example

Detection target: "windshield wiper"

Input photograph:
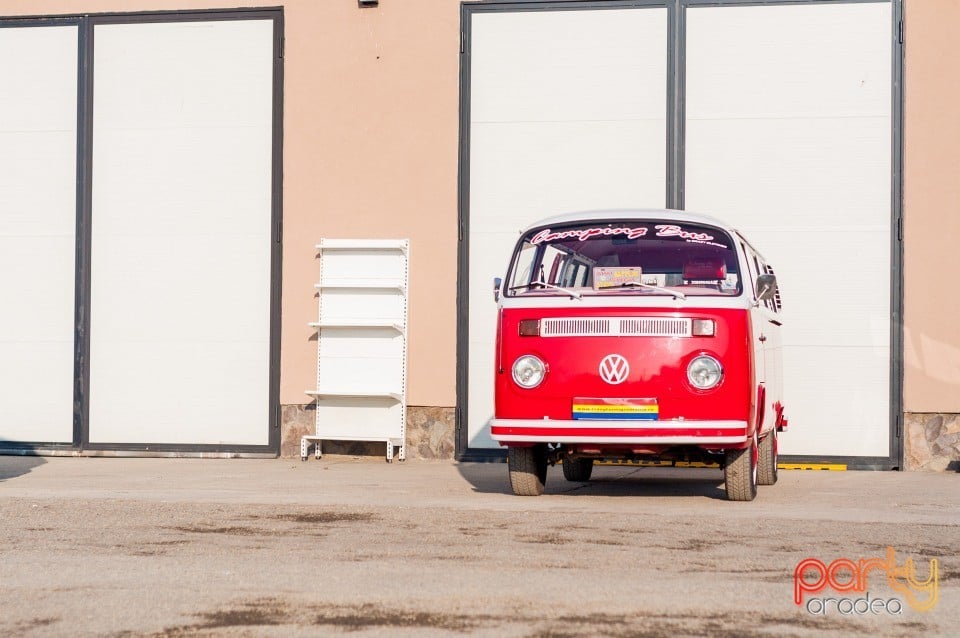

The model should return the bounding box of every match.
[509,279,582,299]
[612,281,687,300]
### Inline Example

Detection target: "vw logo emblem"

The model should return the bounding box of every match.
[599,354,630,385]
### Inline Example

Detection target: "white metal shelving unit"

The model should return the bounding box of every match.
[302,239,409,462]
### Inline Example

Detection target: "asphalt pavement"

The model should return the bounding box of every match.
[1,456,957,637]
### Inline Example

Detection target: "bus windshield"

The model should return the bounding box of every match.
[505,221,742,298]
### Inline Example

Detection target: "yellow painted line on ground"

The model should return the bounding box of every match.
[585,461,848,470]
[592,460,719,468]
[594,460,671,467]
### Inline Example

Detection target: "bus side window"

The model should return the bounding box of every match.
[558,260,578,287]
[511,242,538,290]
[762,262,782,312]
[548,253,563,284]
[741,242,758,296]
[575,263,589,287]
[540,245,564,284]
[752,255,773,311]
[753,254,782,312]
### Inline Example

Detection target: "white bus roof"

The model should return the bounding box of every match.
[517,208,773,261]
[519,209,736,233]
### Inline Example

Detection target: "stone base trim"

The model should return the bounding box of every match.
[281,404,455,460]
[904,413,960,471]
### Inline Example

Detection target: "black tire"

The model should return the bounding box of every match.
[561,458,593,482]
[508,445,548,496]
[757,428,778,486]
[724,435,758,501]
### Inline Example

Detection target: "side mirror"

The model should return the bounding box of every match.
[493,277,502,302]
[756,273,777,302]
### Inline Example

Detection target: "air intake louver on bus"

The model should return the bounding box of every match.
[540,317,692,337]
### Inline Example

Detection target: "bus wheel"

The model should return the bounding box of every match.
[724,435,758,501]
[758,428,779,486]
[561,457,593,482]
[508,445,548,496]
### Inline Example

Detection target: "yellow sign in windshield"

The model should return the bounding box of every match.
[593,267,643,289]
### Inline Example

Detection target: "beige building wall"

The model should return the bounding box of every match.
[276,0,461,409]
[0,0,464,410]
[903,0,960,414]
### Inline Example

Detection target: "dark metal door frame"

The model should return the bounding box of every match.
[456,0,904,469]
[0,7,284,456]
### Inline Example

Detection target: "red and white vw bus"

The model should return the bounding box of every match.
[491,209,787,501]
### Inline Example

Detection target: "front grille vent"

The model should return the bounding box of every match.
[540,317,691,337]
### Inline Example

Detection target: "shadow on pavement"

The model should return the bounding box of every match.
[0,454,47,482]
[457,461,728,500]
[455,460,512,495]
[577,467,728,500]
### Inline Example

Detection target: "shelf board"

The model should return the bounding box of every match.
[317,239,408,252]
[315,280,405,290]
[306,390,403,401]
[309,320,404,331]
[302,434,404,444]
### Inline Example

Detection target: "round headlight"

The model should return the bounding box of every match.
[512,355,546,388]
[687,355,723,390]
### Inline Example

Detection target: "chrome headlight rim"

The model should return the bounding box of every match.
[686,354,723,390]
[512,354,546,389]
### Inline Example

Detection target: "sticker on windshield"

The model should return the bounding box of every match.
[530,227,649,244]
[528,224,724,247]
[593,267,643,290]
[654,224,714,241]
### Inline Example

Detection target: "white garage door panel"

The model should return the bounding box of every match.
[685,3,892,457]
[0,26,78,443]
[89,20,273,445]
[750,229,890,348]
[685,6,891,120]
[468,8,668,448]
[685,118,890,222]
[785,345,890,457]
[470,121,667,222]
[467,230,522,449]
[471,10,667,123]
[91,344,267,445]
[90,237,268,343]
[92,129,271,235]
